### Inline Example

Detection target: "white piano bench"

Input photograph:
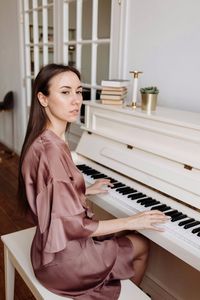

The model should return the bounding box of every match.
[1,227,150,300]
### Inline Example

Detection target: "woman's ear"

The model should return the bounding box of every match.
[37,92,48,107]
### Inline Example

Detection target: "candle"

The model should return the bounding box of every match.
[129,71,143,109]
[132,76,138,104]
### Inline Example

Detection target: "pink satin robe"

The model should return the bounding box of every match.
[22,129,135,299]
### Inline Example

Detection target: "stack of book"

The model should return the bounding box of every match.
[100,79,130,105]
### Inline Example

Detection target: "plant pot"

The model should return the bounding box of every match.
[141,93,158,112]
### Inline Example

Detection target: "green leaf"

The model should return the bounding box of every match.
[140,86,159,94]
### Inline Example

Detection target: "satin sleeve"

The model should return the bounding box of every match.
[35,180,99,254]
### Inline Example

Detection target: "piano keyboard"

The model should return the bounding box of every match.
[77,163,200,252]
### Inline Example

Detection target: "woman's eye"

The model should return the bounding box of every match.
[62,91,70,95]
[77,91,83,94]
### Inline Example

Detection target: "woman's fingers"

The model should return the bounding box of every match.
[95,179,113,187]
[127,210,171,231]
[151,216,170,222]
[144,210,170,220]
[146,211,170,231]
[86,178,114,195]
[143,210,166,216]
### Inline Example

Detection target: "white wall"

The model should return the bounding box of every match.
[124,0,200,112]
[0,0,26,153]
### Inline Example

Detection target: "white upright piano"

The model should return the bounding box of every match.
[72,101,200,300]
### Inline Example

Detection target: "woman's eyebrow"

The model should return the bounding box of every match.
[60,85,83,89]
[60,85,71,89]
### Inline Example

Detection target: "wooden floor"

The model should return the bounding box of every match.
[0,143,35,300]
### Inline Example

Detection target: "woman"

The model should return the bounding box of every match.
[18,64,169,299]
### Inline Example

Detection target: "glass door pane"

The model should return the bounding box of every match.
[98,0,111,38]
[69,1,76,41]
[81,44,92,83]
[96,43,110,85]
[82,0,92,40]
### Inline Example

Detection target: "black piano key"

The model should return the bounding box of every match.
[151,204,171,212]
[171,214,187,222]
[144,200,160,207]
[127,192,139,198]
[137,198,151,205]
[169,212,182,219]
[137,197,153,204]
[77,164,90,170]
[197,232,200,237]
[184,221,200,229]
[84,170,100,175]
[159,206,171,212]
[120,189,137,195]
[192,227,200,234]
[81,167,94,172]
[111,183,126,189]
[91,174,108,179]
[165,210,178,216]
[116,187,130,193]
[79,166,92,172]
[178,218,195,226]
[128,193,146,200]
[90,173,103,178]
[76,164,83,169]
[125,188,136,193]
[151,204,166,210]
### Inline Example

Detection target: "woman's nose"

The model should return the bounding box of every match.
[72,93,82,103]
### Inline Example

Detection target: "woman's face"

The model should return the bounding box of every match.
[38,71,83,126]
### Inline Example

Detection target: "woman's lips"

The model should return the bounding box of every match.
[70,109,79,114]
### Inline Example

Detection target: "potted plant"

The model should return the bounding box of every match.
[140,86,159,112]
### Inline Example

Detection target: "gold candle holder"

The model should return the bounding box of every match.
[129,71,143,109]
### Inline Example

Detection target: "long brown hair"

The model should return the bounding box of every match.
[18,63,81,213]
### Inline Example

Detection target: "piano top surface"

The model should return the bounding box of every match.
[83,101,200,130]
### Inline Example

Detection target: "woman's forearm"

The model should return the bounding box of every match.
[90,211,170,237]
[90,218,129,237]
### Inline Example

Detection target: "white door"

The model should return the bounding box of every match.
[20,0,127,130]
[21,0,55,107]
